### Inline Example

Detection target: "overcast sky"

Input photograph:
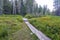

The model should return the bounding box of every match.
[35,0,54,11]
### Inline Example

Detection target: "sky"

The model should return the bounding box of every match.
[35,0,54,11]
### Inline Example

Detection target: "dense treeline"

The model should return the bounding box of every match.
[0,0,52,16]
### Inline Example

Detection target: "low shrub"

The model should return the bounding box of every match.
[25,14,34,19]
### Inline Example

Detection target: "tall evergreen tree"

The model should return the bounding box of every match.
[25,0,34,14]
[20,0,25,16]
[3,0,12,14]
[43,5,47,15]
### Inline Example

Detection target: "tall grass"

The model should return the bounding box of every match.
[29,16,60,40]
[0,15,23,40]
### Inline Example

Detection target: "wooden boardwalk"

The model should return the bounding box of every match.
[23,18,51,40]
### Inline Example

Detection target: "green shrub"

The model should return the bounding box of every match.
[25,14,34,19]
[0,28,8,38]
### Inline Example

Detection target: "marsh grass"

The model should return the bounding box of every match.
[29,16,60,40]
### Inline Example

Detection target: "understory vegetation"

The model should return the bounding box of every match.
[0,15,38,40]
[0,15,23,40]
[29,16,60,40]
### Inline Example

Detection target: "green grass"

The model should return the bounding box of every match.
[29,16,60,40]
[9,22,39,40]
[0,15,38,40]
[0,15,23,40]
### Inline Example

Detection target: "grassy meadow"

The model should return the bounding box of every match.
[0,15,38,40]
[29,16,60,40]
[0,15,23,40]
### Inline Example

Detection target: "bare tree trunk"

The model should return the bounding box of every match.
[12,0,16,14]
[17,0,21,14]
[0,0,3,14]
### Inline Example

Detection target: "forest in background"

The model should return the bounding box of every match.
[0,0,55,17]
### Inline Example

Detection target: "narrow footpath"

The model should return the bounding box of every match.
[23,18,51,40]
